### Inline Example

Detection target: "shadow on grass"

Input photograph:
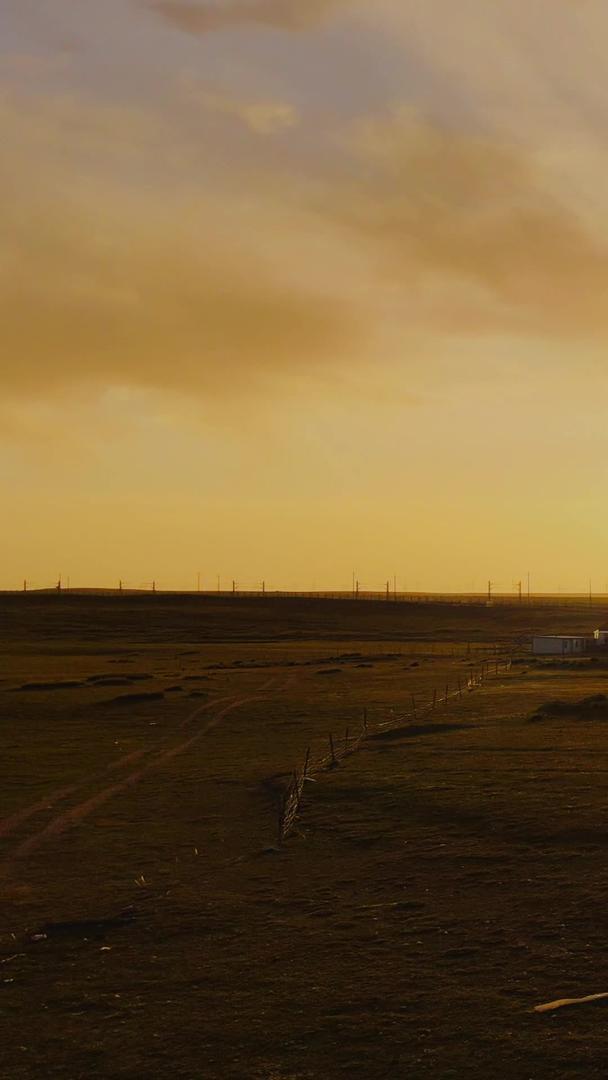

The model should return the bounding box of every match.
[368,722,471,742]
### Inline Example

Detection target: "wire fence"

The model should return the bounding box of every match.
[274,655,514,844]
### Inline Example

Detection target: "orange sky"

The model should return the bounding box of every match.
[2,1,608,592]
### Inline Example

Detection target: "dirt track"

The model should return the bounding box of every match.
[2,675,286,868]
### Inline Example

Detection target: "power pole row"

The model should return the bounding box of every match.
[18,571,608,603]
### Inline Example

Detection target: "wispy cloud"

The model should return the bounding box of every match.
[148,0,352,34]
[330,106,608,343]
[181,79,299,133]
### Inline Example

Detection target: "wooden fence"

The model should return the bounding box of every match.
[274,655,513,844]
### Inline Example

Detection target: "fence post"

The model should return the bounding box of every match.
[292,771,301,811]
[444,683,449,704]
[303,746,311,781]
[363,708,368,734]
[279,782,291,845]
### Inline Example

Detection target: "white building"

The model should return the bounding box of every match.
[532,635,588,656]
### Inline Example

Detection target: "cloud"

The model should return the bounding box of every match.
[181,82,298,133]
[376,0,608,137]
[0,189,358,400]
[329,106,608,343]
[208,97,297,134]
[214,96,296,134]
[0,91,363,404]
[4,72,608,416]
[148,0,351,34]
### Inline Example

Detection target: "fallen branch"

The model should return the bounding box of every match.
[534,992,608,1014]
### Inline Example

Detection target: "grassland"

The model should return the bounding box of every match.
[2,595,608,1078]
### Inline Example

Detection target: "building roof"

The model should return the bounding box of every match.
[533,634,587,640]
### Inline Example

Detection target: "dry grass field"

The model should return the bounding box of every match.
[2,595,608,1078]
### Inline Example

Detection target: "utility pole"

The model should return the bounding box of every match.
[23,579,27,593]
[393,574,397,600]
[262,580,265,596]
[487,580,493,604]
[232,580,236,595]
[352,570,355,599]
[355,579,359,598]
[589,579,593,608]
[217,575,220,593]
[57,575,62,593]
[152,580,156,593]
[119,579,123,593]
[527,571,531,604]
[386,580,390,601]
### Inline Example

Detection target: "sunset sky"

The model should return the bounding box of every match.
[3,0,608,592]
